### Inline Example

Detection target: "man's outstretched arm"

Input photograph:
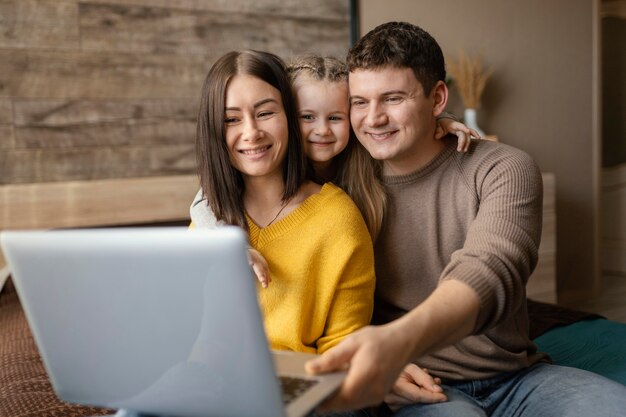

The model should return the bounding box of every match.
[306,279,479,411]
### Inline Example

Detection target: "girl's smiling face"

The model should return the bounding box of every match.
[294,77,351,163]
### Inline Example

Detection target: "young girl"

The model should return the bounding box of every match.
[287,55,386,241]
[192,50,375,354]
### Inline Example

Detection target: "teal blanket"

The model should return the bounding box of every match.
[534,318,626,385]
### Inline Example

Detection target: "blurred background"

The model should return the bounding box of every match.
[0,0,624,314]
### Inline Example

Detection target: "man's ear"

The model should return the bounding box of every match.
[431,80,448,117]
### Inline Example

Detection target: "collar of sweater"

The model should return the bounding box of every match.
[382,140,458,186]
[246,182,339,246]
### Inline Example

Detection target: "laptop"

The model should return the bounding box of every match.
[1,227,345,417]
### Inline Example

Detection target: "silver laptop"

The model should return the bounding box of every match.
[1,227,344,417]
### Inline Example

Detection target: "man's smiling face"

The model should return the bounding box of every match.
[349,66,442,175]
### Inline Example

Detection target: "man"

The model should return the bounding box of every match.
[307,21,626,416]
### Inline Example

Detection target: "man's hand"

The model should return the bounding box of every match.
[305,323,414,411]
[384,364,447,411]
[305,280,479,412]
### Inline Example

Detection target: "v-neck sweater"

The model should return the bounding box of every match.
[191,183,375,354]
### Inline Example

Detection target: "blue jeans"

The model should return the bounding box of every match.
[392,363,626,417]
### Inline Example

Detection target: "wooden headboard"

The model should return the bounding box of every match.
[0,174,199,282]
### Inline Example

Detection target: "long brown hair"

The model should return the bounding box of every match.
[196,50,307,229]
[287,55,386,239]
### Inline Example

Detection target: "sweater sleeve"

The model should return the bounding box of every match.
[189,189,224,229]
[441,146,543,334]
[315,199,376,354]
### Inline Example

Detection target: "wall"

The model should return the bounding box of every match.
[358,0,599,301]
[0,0,350,184]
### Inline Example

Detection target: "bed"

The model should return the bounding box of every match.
[528,299,626,385]
[1,277,625,416]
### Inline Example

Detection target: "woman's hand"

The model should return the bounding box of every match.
[435,118,481,153]
[384,363,447,411]
[247,248,271,288]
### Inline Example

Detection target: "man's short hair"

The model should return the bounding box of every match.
[347,21,446,95]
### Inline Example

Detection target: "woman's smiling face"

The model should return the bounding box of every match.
[224,74,289,180]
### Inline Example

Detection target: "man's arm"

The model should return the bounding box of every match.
[306,279,479,411]
[308,147,543,411]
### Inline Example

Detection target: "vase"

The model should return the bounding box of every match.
[463,108,486,138]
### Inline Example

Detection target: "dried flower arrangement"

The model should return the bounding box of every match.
[447,50,493,109]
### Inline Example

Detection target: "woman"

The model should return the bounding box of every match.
[192,50,375,354]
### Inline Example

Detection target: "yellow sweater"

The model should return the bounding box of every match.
[246,183,375,354]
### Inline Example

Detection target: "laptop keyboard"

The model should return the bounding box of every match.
[279,376,318,404]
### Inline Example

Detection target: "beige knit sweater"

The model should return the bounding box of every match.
[374,137,548,381]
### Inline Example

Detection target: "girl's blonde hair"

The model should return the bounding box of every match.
[287,55,387,240]
[288,55,348,83]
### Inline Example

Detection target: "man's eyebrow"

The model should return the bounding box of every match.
[225,98,279,111]
[382,90,408,96]
[349,90,408,101]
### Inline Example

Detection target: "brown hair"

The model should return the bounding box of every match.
[287,55,386,239]
[347,21,446,95]
[196,50,307,229]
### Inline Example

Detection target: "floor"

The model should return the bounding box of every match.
[561,272,626,323]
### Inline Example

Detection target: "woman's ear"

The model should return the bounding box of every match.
[431,80,449,117]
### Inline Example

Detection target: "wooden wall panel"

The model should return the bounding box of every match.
[0,126,14,150]
[0,144,195,184]
[0,0,79,49]
[13,99,196,148]
[79,3,349,59]
[0,99,12,124]
[0,0,350,189]
[14,120,194,149]
[13,99,195,127]
[77,0,349,21]
[0,99,15,152]
[0,50,209,99]
[0,99,13,150]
